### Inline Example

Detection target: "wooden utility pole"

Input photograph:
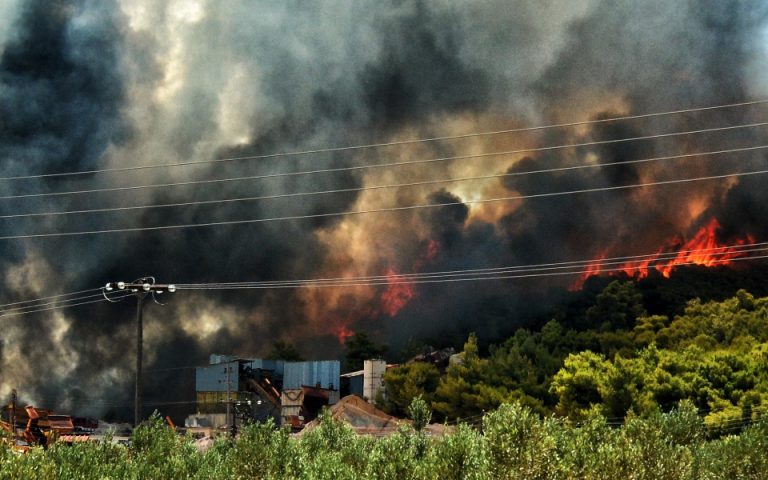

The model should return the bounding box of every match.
[220,361,236,437]
[10,389,16,427]
[226,363,232,436]
[103,278,176,427]
[134,291,147,428]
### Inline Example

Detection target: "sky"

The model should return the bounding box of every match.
[1,0,768,419]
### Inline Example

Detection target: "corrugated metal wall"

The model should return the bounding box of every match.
[243,358,285,377]
[195,360,239,392]
[196,358,338,392]
[283,361,340,390]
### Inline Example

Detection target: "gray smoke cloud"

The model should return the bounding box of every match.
[1,0,767,420]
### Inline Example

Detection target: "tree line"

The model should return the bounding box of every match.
[381,283,768,432]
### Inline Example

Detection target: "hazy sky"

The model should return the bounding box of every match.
[1,0,767,419]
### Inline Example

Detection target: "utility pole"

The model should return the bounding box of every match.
[226,363,232,436]
[104,278,176,427]
[9,389,16,427]
[220,361,236,437]
[135,290,146,429]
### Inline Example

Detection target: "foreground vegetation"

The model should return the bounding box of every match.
[2,402,767,479]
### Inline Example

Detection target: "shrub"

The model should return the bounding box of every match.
[483,402,561,479]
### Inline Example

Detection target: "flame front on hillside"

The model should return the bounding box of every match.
[575,218,756,288]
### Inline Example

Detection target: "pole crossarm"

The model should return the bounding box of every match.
[104,280,176,294]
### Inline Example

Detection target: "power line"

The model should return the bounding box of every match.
[0,291,110,316]
[175,252,768,290]
[0,293,133,318]
[2,143,766,220]
[1,166,767,241]
[2,121,765,201]
[3,245,767,318]
[0,287,102,309]
[1,99,765,182]
[21,246,768,310]
[177,244,768,289]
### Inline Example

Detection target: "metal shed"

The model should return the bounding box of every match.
[283,361,340,391]
[195,360,240,392]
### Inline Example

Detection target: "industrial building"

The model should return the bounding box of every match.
[339,359,387,402]
[187,354,348,433]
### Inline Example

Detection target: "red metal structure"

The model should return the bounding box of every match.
[1,405,89,452]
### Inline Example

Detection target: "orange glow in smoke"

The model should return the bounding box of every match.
[336,325,355,344]
[379,240,440,317]
[380,267,416,317]
[425,239,439,263]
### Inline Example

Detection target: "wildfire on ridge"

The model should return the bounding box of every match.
[575,218,756,289]
[654,218,755,277]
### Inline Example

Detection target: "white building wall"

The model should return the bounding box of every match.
[363,359,386,403]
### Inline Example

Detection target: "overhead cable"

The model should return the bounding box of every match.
[177,241,768,289]
[1,121,765,201]
[3,251,767,318]
[0,293,133,318]
[2,143,766,219]
[0,98,766,181]
[176,250,768,290]
[0,291,111,316]
[0,287,102,309]
[1,166,767,241]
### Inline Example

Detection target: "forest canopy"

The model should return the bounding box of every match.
[382,283,768,429]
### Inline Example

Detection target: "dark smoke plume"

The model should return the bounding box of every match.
[1,0,768,421]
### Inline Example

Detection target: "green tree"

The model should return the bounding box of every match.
[408,395,432,433]
[266,339,304,361]
[431,423,490,480]
[550,350,612,419]
[381,361,440,415]
[586,280,646,331]
[225,418,301,478]
[433,333,512,420]
[632,314,669,346]
[482,403,561,479]
[344,332,387,372]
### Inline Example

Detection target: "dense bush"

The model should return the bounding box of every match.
[2,403,767,479]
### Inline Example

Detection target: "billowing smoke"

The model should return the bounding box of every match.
[1,0,768,420]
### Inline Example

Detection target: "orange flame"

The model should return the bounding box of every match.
[655,218,755,277]
[381,267,416,317]
[571,251,608,290]
[378,240,441,317]
[336,325,355,344]
[577,218,755,288]
[619,244,668,280]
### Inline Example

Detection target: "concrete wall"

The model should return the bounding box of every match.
[363,359,386,402]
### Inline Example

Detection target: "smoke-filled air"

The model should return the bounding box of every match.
[1,0,768,420]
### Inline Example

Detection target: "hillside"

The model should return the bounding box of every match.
[382,272,768,431]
